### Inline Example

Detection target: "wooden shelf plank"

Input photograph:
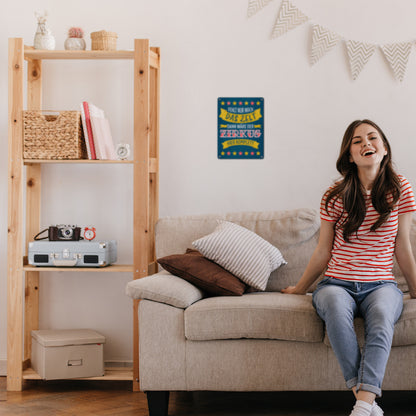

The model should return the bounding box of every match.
[24,48,135,60]
[23,264,134,273]
[24,159,134,165]
[23,47,160,68]
[24,158,158,170]
[23,366,133,381]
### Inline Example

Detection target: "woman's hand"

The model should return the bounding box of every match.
[280,220,334,296]
[281,286,306,295]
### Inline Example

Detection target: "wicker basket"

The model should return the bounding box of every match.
[23,111,87,160]
[90,30,118,51]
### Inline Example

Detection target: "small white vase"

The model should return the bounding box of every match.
[64,37,86,51]
[34,33,56,50]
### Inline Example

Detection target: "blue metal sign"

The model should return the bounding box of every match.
[218,97,264,159]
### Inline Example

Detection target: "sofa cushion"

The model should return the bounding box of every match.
[192,221,287,291]
[157,249,246,296]
[323,296,416,348]
[184,292,324,343]
[125,271,204,309]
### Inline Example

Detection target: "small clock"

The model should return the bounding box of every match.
[116,143,131,160]
[83,226,96,241]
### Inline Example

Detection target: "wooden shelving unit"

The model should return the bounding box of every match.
[7,38,160,391]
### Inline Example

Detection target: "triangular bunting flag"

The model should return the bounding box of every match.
[271,0,308,39]
[380,42,412,82]
[346,40,376,80]
[310,24,341,65]
[247,0,275,18]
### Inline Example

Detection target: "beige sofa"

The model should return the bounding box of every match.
[126,208,416,416]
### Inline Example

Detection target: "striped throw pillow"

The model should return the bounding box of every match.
[192,221,287,291]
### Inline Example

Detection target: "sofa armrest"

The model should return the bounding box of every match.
[139,300,187,390]
[125,271,204,308]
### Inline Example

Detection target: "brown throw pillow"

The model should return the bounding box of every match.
[157,249,246,296]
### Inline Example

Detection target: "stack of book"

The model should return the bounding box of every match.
[80,101,117,160]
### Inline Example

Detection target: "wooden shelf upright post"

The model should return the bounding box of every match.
[132,38,160,392]
[24,45,42,369]
[7,37,25,392]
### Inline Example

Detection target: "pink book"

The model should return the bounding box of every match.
[82,101,97,159]
[100,118,116,160]
[80,102,91,159]
[91,116,116,160]
[88,103,105,159]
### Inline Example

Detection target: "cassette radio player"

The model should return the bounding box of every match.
[28,240,117,267]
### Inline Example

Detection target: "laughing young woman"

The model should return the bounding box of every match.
[282,119,416,416]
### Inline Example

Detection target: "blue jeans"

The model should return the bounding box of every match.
[312,277,403,397]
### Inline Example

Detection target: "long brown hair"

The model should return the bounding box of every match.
[325,119,401,242]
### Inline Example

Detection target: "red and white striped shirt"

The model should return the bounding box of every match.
[320,175,416,282]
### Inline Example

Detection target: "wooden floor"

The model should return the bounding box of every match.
[1,377,416,415]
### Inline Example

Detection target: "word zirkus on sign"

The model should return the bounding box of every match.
[219,130,262,138]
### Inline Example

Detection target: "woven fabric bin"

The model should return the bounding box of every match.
[23,111,87,160]
[90,30,118,51]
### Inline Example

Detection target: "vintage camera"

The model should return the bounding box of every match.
[48,225,81,241]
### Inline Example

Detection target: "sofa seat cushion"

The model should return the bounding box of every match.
[184,292,324,343]
[323,297,416,348]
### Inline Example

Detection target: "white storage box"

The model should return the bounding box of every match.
[31,329,105,380]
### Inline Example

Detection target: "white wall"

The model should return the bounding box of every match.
[2,0,416,370]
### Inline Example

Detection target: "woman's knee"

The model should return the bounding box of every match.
[313,285,356,318]
[362,285,403,324]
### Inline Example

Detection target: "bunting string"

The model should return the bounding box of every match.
[247,0,415,81]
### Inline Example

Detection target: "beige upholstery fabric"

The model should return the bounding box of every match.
[394,298,416,346]
[324,297,416,348]
[139,300,187,390]
[185,340,333,391]
[383,344,416,390]
[125,271,203,309]
[185,292,323,343]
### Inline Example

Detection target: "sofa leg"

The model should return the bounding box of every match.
[146,391,170,416]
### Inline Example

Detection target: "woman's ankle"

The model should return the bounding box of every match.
[356,389,376,404]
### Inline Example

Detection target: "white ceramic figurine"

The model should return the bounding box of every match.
[34,11,55,50]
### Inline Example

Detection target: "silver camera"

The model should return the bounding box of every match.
[50,225,81,241]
